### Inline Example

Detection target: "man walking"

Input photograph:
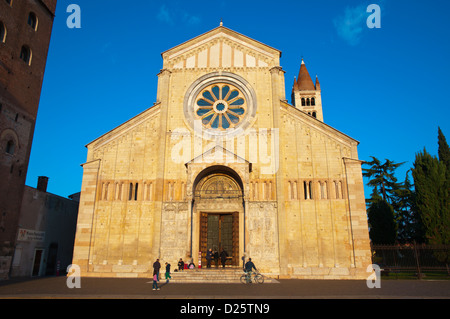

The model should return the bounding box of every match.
[153,258,161,281]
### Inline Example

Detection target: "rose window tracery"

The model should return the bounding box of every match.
[195,83,247,131]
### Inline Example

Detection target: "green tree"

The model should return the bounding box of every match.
[366,192,397,244]
[411,148,449,250]
[363,157,405,204]
[392,171,425,243]
[438,127,450,174]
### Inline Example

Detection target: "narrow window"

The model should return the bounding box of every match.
[0,22,6,43]
[301,98,306,106]
[334,181,340,199]
[306,98,310,106]
[311,97,315,106]
[104,183,109,200]
[20,46,32,65]
[303,181,308,199]
[27,12,38,31]
[134,183,139,201]
[309,181,313,199]
[5,140,15,155]
[288,181,292,200]
[312,111,317,118]
[129,183,133,201]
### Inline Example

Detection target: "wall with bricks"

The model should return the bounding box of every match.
[0,0,56,279]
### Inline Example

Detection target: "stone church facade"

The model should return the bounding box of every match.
[71,25,372,279]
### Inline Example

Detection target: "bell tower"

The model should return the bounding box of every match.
[291,59,323,122]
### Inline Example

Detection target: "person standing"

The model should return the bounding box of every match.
[152,272,159,290]
[153,258,161,280]
[220,249,228,268]
[206,248,213,268]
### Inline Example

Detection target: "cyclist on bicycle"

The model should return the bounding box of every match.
[244,258,257,283]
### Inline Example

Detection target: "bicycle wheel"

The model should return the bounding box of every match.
[240,274,247,284]
[255,274,264,284]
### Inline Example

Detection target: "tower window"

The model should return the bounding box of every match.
[301,98,306,106]
[20,46,32,65]
[5,140,15,155]
[311,97,315,106]
[0,22,6,43]
[306,98,310,106]
[312,112,317,118]
[27,12,38,31]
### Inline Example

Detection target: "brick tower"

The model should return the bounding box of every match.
[0,0,57,279]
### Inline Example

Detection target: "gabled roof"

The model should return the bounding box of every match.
[161,25,282,61]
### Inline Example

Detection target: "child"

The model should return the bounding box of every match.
[152,272,159,290]
[165,262,172,283]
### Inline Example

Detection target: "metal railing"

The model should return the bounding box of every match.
[371,243,450,278]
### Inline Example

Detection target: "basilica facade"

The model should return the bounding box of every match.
[71,25,371,279]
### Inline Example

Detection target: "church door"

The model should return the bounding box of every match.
[200,212,239,266]
[195,172,242,267]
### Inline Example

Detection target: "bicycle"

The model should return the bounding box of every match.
[240,271,264,284]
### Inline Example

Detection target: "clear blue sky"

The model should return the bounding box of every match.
[26,0,450,197]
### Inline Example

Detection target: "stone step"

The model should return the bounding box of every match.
[160,268,278,283]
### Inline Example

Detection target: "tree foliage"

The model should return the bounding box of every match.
[363,156,405,204]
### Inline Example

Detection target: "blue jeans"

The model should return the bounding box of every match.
[152,281,158,289]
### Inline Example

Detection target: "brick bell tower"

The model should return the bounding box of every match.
[0,0,57,279]
[291,59,323,122]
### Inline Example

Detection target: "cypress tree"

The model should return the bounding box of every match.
[411,149,449,249]
[438,127,450,174]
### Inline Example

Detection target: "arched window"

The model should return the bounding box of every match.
[301,98,306,106]
[20,45,32,65]
[0,21,6,43]
[311,97,315,106]
[5,140,15,155]
[306,98,310,106]
[312,111,317,118]
[27,12,38,31]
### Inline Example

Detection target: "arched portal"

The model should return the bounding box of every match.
[192,166,244,267]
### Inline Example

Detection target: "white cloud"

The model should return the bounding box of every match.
[156,4,201,26]
[333,4,368,46]
[157,5,173,25]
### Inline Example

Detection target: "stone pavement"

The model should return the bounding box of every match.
[0,276,449,299]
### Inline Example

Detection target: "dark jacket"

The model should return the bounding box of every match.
[220,250,228,261]
[244,261,257,272]
[153,260,161,272]
[206,250,213,260]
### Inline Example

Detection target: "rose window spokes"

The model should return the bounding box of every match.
[195,84,247,130]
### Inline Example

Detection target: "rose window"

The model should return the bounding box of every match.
[195,83,247,130]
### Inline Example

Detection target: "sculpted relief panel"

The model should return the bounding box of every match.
[247,202,279,271]
[160,202,190,262]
